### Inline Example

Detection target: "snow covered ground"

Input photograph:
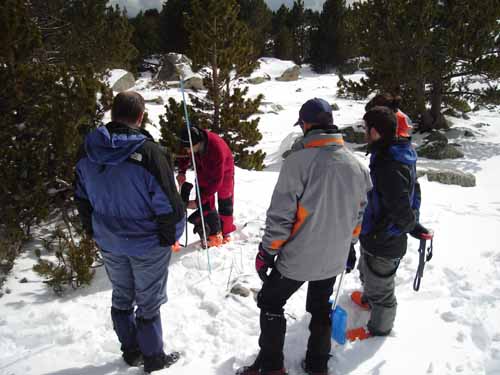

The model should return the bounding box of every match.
[1,59,500,375]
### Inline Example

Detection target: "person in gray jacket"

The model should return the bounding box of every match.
[237,98,372,375]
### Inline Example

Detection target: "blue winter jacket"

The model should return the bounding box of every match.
[360,140,421,258]
[74,122,185,256]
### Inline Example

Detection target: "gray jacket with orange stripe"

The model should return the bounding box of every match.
[261,130,372,281]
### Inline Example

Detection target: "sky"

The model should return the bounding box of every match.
[108,0,328,17]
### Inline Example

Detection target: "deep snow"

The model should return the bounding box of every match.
[1,59,500,375]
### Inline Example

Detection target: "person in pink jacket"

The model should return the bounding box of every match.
[176,126,236,247]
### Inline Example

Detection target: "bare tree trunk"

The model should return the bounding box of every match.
[430,77,448,129]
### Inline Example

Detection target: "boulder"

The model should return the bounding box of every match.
[157,53,193,81]
[341,125,366,144]
[424,131,448,144]
[248,74,271,85]
[464,130,474,138]
[473,122,490,128]
[417,142,464,159]
[230,284,250,298]
[144,96,165,105]
[417,169,476,187]
[183,76,204,90]
[443,108,461,118]
[276,65,301,82]
[111,71,135,92]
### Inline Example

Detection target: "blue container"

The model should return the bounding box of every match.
[331,305,347,345]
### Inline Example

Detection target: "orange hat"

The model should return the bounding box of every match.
[396,111,412,138]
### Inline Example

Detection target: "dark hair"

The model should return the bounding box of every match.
[111,91,145,124]
[179,126,204,146]
[365,93,402,113]
[363,106,397,141]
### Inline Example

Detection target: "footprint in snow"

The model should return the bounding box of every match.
[441,311,458,322]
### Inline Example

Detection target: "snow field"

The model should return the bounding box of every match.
[1,59,499,375]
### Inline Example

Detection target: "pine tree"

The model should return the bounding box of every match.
[339,0,500,130]
[271,5,294,60]
[159,0,192,54]
[130,9,162,61]
[1,0,133,290]
[238,0,273,56]
[184,0,265,170]
[289,0,307,64]
[310,0,349,73]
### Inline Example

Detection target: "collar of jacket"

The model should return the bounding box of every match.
[368,137,412,155]
[106,121,150,137]
[302,131,344,149]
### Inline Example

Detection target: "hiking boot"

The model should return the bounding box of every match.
[301,360,329,375]
[205,232,223,248]
[122,349,143,367]
[143,351,180,373]
[346,327,371,342]
[351,291,370,310]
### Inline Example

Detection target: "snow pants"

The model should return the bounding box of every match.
[101,245,171,357]
[358,248,401,336]
[254,270,336,372]
[199,172,236,236]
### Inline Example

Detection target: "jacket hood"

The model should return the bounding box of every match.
[387,141,417,166]
[85,122,147,166]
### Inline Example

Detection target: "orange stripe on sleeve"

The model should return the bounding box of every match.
[352,225,361,237]
[270,240,287,251]
[291,204,309,237]
[305,137,344,148]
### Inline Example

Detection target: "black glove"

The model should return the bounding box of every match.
[180,182,194,205]
[255,243,276,282]
[346,243,357,273]
[157,217,177,246]
[410,223,432,240]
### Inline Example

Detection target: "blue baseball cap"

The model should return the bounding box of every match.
[294,98,334,127]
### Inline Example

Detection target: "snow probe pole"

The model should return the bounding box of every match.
[413,232,434,291]
[180,77,211,274]
[331,271,348,344]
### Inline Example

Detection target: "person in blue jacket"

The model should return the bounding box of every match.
[74,91,185,373]
[347,106,430,341]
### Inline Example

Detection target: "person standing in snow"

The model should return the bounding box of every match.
[237,98,372,375]
[74,91,185,373]
[176,126,236,248]
[365,93,413,138]
[346,106,430,341]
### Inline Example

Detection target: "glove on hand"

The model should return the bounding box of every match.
[346,243,357,273]
[410,223,433,240]
[255,243,276,282]
[180,181,193,205]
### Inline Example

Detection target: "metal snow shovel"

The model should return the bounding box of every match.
[331,271,348,345]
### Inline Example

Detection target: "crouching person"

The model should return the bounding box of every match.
[74,92,185,373]
[176,125,236,248]
[237,98,372,375]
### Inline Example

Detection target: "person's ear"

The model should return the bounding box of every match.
[136,112,145,127]
[370,127,381,141]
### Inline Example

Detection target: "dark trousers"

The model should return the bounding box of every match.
[255,270,336,372]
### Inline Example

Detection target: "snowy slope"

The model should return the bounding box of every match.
[1,63,500,375]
